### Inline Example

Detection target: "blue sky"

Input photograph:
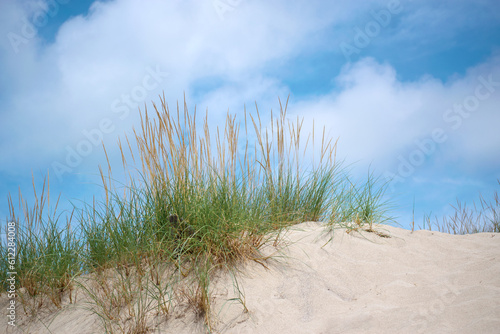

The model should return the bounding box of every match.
[1,0,499,231]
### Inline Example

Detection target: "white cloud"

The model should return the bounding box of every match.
[287,55,500,178]
[1,0,355,179]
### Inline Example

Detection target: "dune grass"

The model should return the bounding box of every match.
[0,95,394,333]
[327,170,394,237]
[1,177,81,315]
[422,180,500,234]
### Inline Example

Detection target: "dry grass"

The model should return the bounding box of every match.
[1,94,395,333]
[422,181,500,234]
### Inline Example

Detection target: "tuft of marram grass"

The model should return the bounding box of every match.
[422,180,500,234]
[0,175,81,315]
[327,169,395,236]
[1,94,395,332]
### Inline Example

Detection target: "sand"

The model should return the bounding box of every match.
[2,222,499,333]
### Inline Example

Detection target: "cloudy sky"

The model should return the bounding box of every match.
[1,0,499,230]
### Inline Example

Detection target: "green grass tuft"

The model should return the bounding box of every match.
[1,95,397,332]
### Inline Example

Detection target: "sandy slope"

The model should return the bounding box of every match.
[2,222,499,333]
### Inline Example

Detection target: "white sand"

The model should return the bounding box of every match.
[2,222,500,333]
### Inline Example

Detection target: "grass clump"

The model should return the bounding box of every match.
[422,180,500,234]
[1,94,394,333]
[327,170,394,237]
[0,176,81,316]
[74,94,344,331]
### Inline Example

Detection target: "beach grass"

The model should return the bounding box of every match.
[422,180,500,234]
[1,95,396,333]
[327,170,394,236]
[2,177,81,315]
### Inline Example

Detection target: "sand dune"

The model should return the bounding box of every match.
[2,222,499,333]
